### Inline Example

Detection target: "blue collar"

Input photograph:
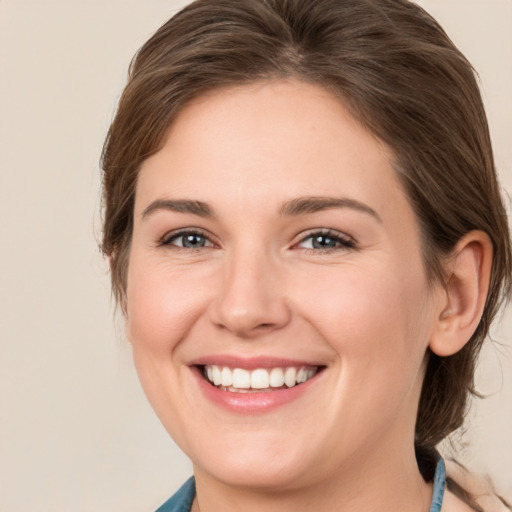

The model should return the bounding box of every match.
[429,457,446,512]
[155,476,195,512]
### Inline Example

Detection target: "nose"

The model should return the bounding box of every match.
[209,249,291,338]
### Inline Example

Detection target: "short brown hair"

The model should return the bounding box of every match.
[101,0,511,482]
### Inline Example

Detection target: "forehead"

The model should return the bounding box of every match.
[136,80,406,217]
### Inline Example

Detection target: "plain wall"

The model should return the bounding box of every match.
[0,1,510,510]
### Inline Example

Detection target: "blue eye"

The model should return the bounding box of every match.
[298,231,355,251]
[163,230,214,249]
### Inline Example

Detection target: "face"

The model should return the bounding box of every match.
[126,80,442,491]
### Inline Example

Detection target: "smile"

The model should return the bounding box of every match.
[202,365,319,393]
[191,359,326,413]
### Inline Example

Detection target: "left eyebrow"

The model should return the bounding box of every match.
[279,196,381,222]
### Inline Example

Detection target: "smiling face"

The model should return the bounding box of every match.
[126,80,443,493]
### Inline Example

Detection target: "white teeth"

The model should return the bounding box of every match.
[251,369,269,389]
[203,365,319,391]
[269,368,285,388]
[212,366,222,386]
[284,367,297,387]
[232,368,251,389]
[221,367,232,387]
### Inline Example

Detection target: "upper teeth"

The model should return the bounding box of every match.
[204,365,318,390]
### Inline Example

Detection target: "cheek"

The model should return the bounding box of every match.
[125,255,211,352]
[293,261,433,369]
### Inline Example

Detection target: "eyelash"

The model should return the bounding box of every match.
[159,228,215,250]
[295,229,356,253]
[159,228,356,254]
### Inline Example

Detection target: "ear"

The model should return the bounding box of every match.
[429,231,493,357]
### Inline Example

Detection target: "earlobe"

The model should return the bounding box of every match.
[429,231,493,357]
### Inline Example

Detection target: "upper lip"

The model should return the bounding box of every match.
[189,355,325,369]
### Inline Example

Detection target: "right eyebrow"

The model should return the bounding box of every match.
[141,199,215,219]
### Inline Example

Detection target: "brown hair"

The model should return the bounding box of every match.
[101,0,511,502]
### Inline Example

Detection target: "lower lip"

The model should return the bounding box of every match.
[191,367,321,414]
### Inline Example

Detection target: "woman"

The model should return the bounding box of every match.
[101,0,511,510]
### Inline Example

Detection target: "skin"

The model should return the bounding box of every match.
[125,80,490,512]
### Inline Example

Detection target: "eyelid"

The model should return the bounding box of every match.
[293,228,356,251]
[159,227,218,248]
[157,227,355,251]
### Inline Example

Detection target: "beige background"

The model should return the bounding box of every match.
[0,1,510,510]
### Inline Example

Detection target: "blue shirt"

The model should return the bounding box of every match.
[155,457,446,512]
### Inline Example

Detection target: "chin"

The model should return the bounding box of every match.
[187,430,319,491]
[197,455,310,492]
